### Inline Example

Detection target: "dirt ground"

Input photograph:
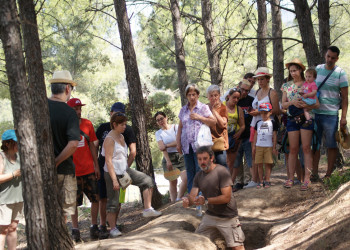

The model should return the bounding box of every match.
[16,152,350,249]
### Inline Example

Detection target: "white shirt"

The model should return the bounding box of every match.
[102,135,128,175]
[155,124,178,153]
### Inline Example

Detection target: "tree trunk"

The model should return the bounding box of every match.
[17,1,74,248]
[113,0,162,208]
[0,1,49,249]
[170,0,188,106]
[292,0,323,66]
[257,0,267,67]
[271,0,284,99]
[201,0,223,88]
[318,0,330,59]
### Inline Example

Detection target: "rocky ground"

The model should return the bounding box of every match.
[16,152,350,249]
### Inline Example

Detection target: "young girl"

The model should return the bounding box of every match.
[301,68,318,126]
[252,103,278,188]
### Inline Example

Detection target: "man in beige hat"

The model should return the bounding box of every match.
[48,70,80,221]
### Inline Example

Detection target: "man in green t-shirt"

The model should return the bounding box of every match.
[48,70,80,220]
[312,46,348,179]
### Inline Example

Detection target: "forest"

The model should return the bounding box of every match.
[1,0,350,249]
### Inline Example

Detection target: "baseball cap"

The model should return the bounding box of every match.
[258,102,272,112]
[2,129,17,142]
[111,102,125,113]
[67,98,86,108]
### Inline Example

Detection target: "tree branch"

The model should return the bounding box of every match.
[90,34,121,50]
[266,0,295,13]
[0,80,9,86]
[331,29,350,44]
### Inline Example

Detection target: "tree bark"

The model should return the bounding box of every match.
[257,0,267,67]
[318,0,330,59]
[201,0,223,88]
[17,1,74,248]
[271,0,284,99]
[170,0,188,106]
[113,0,162,208]
[0,1,49,249]
[292,0,323,66]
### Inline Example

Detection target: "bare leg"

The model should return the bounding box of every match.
[313,150,321,176]
[91,202,99,225]
[169,179,178,202]
[143,188,153,209]
[301,129,313,183]
[295,160,302,181]
[257,164,264,183]
[6,220,18,250]
[0,225,8,250]
[264,164,272,182]
[177,171,187,199]
[285,153,290,180]
[106,212,117,229]
[288,131,300,179]
[99,198,107,226]
[71,207,79,229]
[327,148,338,176]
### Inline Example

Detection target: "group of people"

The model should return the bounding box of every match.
[0,45,347,249]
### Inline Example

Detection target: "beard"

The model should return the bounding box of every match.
[200,162,211,172]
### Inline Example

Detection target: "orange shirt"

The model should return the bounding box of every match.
[73,118,98,176]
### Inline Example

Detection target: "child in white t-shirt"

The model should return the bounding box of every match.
[252,103,278,189]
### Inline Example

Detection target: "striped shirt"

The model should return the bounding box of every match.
[314,64,348,115]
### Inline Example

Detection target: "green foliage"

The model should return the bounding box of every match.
[324,169,350,191]
[0,121,13,137]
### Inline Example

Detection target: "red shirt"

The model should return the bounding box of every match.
[73,118,98,176]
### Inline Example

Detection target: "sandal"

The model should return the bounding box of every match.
[256,183,263,189]
[300,181,310,191]
[264,182,271,188]
[283,179,293,188]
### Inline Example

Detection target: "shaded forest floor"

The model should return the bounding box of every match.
[16,151,350,249]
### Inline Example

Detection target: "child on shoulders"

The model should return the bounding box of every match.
[252,103,278,189]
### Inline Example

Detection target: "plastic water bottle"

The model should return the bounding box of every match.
[196,192,203,217]
[119,188,126,203]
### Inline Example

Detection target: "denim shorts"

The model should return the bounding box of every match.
[286,118,314,132]
[234,138,252,168]
[315,114,338,148]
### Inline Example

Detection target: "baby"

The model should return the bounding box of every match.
[300,68,317,125]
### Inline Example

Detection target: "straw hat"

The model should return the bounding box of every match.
[164,168,180,181]
[253,67,272,78]
[285,58,306,71]
[49,70,77,86]
[336,126,350,149]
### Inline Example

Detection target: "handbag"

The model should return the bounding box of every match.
[117,171,132,189]
[195,124,214,149]
[212,136,226,151]
[228,130,236,149]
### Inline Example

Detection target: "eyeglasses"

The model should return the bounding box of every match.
[156,117,164,122]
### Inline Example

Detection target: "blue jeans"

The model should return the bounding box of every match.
[214,150,227,168]
[234,138,252,168]
[315,114,338,149]
[183,145,200,192]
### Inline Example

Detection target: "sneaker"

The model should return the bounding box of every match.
[72,229,81,242]
[310,173,319,182]
[90,224,99,240]
[109,227,122,238]
[232,183,244,192]
[142,208,162,218]
[243,181,258,189]
[99,225,109,239]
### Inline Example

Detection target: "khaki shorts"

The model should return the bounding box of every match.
[0,202,24,225]
[255,146,273,164]
[196,214,245,248]
[57,174,77,216]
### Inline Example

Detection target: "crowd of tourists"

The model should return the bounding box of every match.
[0,46,348,249]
